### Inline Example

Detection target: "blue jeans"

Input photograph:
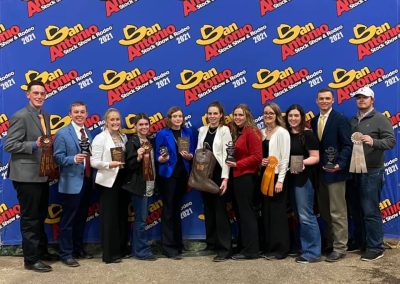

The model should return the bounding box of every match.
[355,168,384,253]
[131,194,153,258]
[291,179,321,260]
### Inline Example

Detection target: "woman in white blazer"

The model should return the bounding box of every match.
[196,101,233,262]
[90,108,129,264]
[260,102,291,260]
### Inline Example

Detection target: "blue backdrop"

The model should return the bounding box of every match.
[0,0,399,244]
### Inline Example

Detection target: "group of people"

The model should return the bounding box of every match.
[5,80,395,272]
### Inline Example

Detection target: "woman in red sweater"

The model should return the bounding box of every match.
[226,104,263,260]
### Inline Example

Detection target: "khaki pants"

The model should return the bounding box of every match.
[318,180,348,254]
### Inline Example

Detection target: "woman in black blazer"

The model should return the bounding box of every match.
[123,113,157,261]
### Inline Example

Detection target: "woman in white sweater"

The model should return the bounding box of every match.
[90,108,129,264]
[260,102,290,259]
[196,101,233,262]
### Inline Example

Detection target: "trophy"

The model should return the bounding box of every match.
[79,137,91,156]
[110,146,125,168]
[324,147,337,169]
[39,135,59,180]
[290,155,304,173]
[159,146,169,157]
[225,141,236,163]
[177,137,190,153]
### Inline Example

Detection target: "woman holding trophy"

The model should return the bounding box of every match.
[197,101,233,262]
[123,113,157,261]
[259,102,290,260]
[90,108,129,264]
[155,106,196,259]
[226,104,262,260]
[285,104,321,263]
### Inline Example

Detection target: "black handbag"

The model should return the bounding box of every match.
[188,143,220,194]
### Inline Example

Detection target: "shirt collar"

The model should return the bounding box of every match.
[319,107,333,118]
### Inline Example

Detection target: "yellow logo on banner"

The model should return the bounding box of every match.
[176,69,218,90]
[252,68,296,89]
[349,23,391,45]
[41,25,84,46]
[328,67,371,89]
[99,69,141,90]
[196,24,239,45]
[273,23,315,44]
[119,24,161,45]
[45,204,62,224]
[253,69,279,89]
[50,115,72,135]
[21,69,64,91]
[0,24,5,32]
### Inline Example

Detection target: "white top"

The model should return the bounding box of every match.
[262,126,290,183]
[90,129,127,188]
[197,125,232,179]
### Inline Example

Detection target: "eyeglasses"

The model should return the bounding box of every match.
[263,112,275,116]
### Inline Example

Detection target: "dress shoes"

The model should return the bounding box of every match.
[24,261,52,272]
[61,258,80,267]
[231,254,258,260]
[41,252,59,261]
[105,258,122,264]
[325,251,346,262]
[73,251,94,259]
[213,255,229,262]
[168,254,183,260]
[136,255,157,261]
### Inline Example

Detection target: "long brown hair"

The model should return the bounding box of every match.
[230,104,260,141]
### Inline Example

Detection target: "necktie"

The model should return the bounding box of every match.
[80,128,91,178]
[318,115,325,141]
[38,114,47,135]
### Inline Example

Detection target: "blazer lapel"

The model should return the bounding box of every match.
[68,124,81,151]
[321,111,335,141]
[27,107,44,135]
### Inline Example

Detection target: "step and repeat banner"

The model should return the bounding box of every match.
[0,0,399,244]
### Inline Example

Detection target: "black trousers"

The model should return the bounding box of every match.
[58,176,91,260]
[261,176,290,258]
[13,181,49,264]
[160,175,187,257]
[233,174,259,257]
[98,173,130,263]
[202,191,232,257]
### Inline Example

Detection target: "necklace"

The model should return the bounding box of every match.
[208,127,217,135]
[171,129,182,144]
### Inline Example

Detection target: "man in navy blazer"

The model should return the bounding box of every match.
[311,89,352,262]
[53,101,93,267]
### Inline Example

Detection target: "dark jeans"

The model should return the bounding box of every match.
[131,194,153,258]
[58,177,91,260]
[13,181,49,264]
[290,179,321,260]
[351,168,385,253]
